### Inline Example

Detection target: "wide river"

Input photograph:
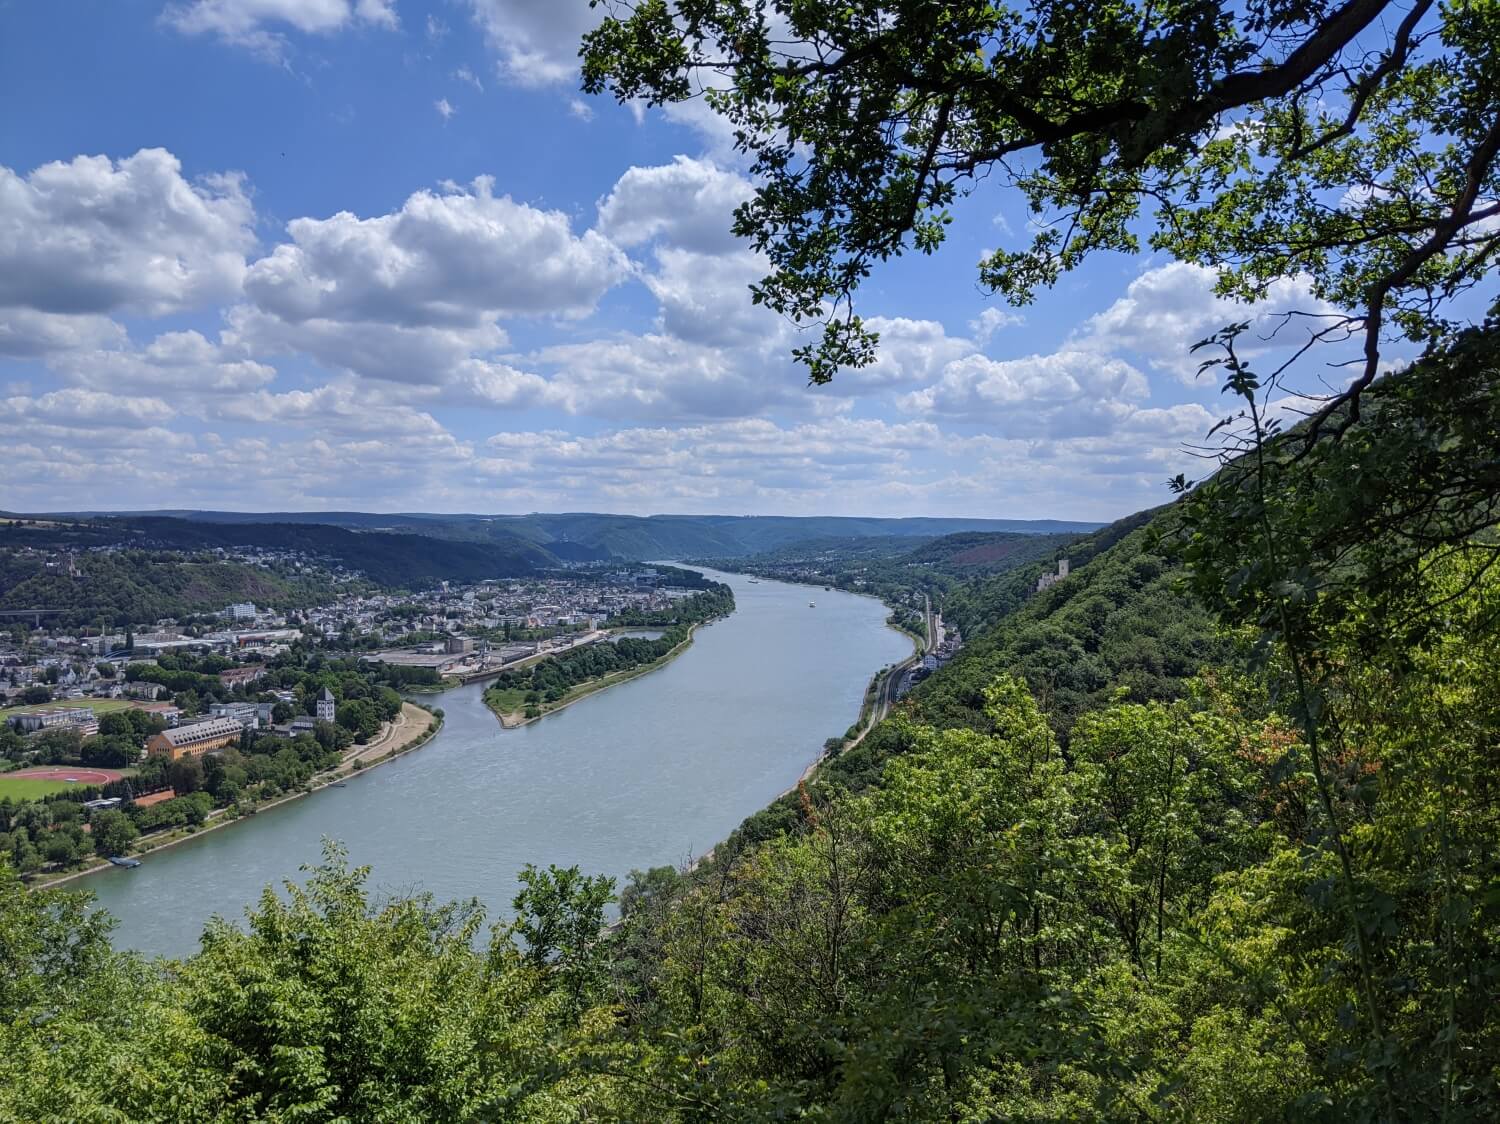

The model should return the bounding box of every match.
[89,569,913,958]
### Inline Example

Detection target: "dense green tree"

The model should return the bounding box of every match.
[91,809,139,857]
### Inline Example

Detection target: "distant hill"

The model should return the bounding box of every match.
[901,530,1078,572]
[0,517,554,588]
[35,510,1104,561]
[0,550,347,628]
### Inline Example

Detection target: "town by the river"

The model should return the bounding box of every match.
[88,569,913,958]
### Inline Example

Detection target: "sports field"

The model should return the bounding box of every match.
[0,766,127,802]
[0,698,135,718]
[0,777,74,800]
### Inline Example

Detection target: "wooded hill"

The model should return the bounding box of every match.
[0,515,558,592]
[29,510,1102,561]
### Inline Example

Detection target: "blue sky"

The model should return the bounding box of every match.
[0,0,1345,520]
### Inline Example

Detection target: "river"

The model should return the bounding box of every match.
[88,569,913,958]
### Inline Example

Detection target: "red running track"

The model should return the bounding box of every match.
[5,766,126,786]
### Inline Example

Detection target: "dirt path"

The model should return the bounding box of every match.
[346,702,429,764]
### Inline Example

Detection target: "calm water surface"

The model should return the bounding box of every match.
[89,569,912,957]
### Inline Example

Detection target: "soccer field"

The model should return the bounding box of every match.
[1,698,135,718]
[0,777,73,800]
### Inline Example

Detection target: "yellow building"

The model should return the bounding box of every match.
[145,717,244,761]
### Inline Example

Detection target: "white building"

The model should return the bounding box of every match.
[209,701,261,730]
[316,687,336,723]
[226,603,257,622]
[7,707,100,737]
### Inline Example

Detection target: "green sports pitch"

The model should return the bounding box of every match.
[0,777,75,800]
[0,698,136,718]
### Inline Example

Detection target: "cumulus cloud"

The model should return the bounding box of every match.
[970,307,1024,345]
[0,148,254,319]
[209,380,453,438]
[0,388,176,429]
[245,175,627,328]
[466,0,601,87]
[480,416,940,506]
[163,0,397,59]
[535,332,805,422]
[1071,261,1341,383]
[641,248,778,348]
[0,310,127,359]
[48,329,277,397]
[225,306,504,386]
[597,158,778,351]
[904,350,1151,438]
[842,317,977,391]
[597,157,752,254]
[435,97,456,120]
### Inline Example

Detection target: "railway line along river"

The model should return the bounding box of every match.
[89,568,914,958]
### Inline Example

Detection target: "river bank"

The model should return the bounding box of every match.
[31,702,442,891]
[84,569,912,958]
[483,620,712,729]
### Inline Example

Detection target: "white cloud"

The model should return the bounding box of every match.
[568,98,594,122]
[226,306,503,387]
[904,350,1150,438]
[597,156,751,254]
[466,0,601,87]
[49,330,277,397]
[0,310,127,359]
[479,416,940,506]
[454,66,483,91]
[210,380,451,438]
[970,307,1024,345]
[846,317,976,390]
[1071,261,1340,383]
[641,247,777,348]
[163,0,397,59]
[244,175,628,328]
[0,388,175,429]
[597,158,775,350]
[435,97,457,120]
[535,332,804,422]
[0,148,255,318]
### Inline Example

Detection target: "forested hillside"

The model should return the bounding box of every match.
[696,529,1083,639]
[36,511,1103,561]
[0,550,348,628]
[0,515,555,591]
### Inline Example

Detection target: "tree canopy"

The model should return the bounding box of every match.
[583,0,1499,429]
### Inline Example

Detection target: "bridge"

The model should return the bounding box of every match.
[0,608,70,626]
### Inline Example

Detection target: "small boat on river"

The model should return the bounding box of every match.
[108,855,142,868]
